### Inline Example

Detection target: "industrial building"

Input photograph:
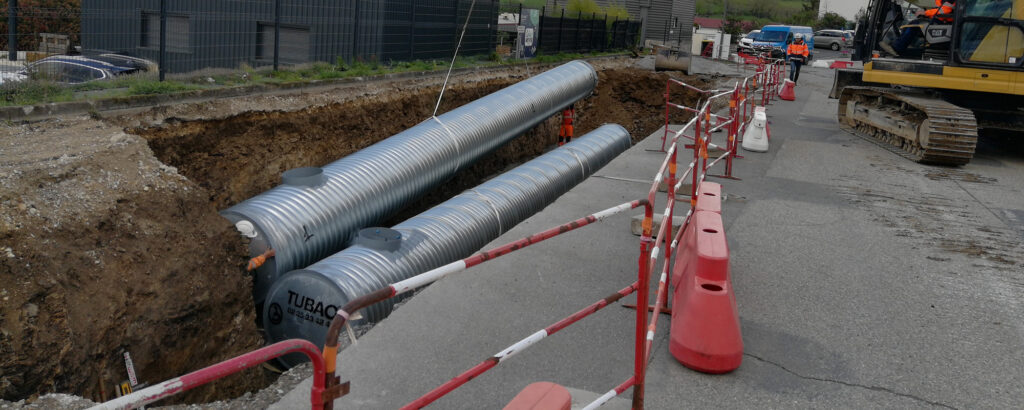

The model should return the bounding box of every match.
[80,0,499,73]
[79,0,694,74]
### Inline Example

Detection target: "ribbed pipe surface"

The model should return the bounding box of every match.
[262,125,631,361]
[222,61,598,303]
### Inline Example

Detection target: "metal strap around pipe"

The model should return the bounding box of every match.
[222,61,599,303]
[431,115,463,174]
[466,189,505,235]
[262,125,632,366]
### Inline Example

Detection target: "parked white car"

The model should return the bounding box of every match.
[0,71,28,85]
[737,30,761,53]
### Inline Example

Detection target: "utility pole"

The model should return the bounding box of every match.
[7,0,16,61]
[159,0,166,81]
[638,0,651,46]
[720,0,728,59]
[273,0,281,71]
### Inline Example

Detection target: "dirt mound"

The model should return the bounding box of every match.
[577,68,706,143]
[132,67,703,216]
[0,121,270,404]
[135,77,551,211]
[0,63,707,406]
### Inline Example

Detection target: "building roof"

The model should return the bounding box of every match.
[694,17,723,29]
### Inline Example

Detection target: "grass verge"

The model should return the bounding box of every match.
[0,51,625,108]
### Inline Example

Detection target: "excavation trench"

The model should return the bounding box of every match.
[131,66,705,399]
[0,66,706,406]
[137,68,706,217]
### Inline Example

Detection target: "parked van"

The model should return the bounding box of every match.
[750,25,815,59]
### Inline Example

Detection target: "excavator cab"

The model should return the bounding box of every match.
[854,0,1024,65]
[832,0,1024,166]
[863,1,955,60]
[897,19,954,59]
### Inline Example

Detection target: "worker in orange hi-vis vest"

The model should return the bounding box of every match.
[558,104,575,146]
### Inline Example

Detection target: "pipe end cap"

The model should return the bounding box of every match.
[235,220,258,238]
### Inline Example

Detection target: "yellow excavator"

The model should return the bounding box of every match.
[831,0,1024,165]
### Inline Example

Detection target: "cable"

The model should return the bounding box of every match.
[432,0,478,118]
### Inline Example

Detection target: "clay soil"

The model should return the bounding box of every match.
[0,58,705,406]
[129,66,703,218]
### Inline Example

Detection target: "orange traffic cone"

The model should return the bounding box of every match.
[779,79,796,101]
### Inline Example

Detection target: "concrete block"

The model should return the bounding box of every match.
[631,213,688,237]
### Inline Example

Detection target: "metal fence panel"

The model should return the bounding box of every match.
[537,9,640,55]
[2,2,640,80]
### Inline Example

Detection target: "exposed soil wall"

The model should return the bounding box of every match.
[0,124,270,404]
[0,62,705,405]
[132,67,703,214]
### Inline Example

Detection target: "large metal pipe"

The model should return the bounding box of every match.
[222,61,599,303]
[262,125,631,365]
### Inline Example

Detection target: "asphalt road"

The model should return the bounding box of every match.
[274,58,1024,409]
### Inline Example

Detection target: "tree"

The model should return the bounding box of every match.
[567,0,602,15]
[0,0,81,52]
[722,17,745,37]
[853,7,868,24]
[781,0,816,26]
[786,11,818,27]
[816,12,848,30]
[749,0,778,19]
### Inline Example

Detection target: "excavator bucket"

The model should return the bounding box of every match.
[654,44,692,74]
[830,68,869,99]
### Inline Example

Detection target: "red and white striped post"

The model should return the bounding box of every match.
[661,78,671,152]
[761,65,769,106]
[319,200,646,409]
[90,340,330,410]
[691,110,702,207]
[403,283,640,410]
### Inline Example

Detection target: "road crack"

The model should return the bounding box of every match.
[744,353,957,409]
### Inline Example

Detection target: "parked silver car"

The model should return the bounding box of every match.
[813,29,851,51]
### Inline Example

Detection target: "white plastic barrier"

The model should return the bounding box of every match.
[741,107,770,153]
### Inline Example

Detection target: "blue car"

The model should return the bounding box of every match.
[751,25,815,59]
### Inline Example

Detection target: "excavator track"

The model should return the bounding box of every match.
[837,86,978,165]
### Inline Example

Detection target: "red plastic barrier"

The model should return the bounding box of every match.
[830,60,853,69]
[695,182,722,214]
[738,52,760,65]
[503,382,572,410]
[780,79,796,101]
[669,211,742,374]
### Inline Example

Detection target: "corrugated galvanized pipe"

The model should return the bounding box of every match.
[262,124,631,366]
[222,60,598,303]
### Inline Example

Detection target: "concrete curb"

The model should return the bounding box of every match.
[1,54,630,123]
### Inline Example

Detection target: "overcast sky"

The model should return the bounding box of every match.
[819,0,870,20]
